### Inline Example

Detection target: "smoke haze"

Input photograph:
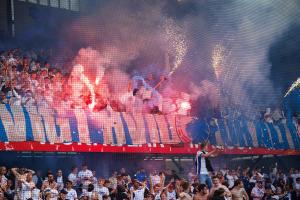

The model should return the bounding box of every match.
[6,0,299,117]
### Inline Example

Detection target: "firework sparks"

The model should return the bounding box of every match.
[212,43,225,80]
[164,19,187,76]
[284,78,300,97]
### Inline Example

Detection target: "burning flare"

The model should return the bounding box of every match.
[72,64,96,110]
[284,78,300,97]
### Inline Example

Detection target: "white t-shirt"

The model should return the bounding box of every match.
[95,185,109,197]
[32,188,41,200]
[251,186,264,200]
[151,175,161,185]
[56,176,64,191]
[82,189,98,199]
[49,188,59,200]
[295,183,300,190]
[132,187,145,200]
[78,170,93,186]
[291,173,300,184]
[226,175,235,188]
[0,175,7,189]
[20,181,35,200]
[66,188,78,200]
[154,191,161,200]
[68,173,78,185]
[167,190,176,200]
[197,151,208,175]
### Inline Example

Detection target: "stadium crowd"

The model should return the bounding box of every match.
[0,50,299,200]
[0,163,299,200]
[0,48,191,115]
[0,48,68,109]
[0,48,293,119]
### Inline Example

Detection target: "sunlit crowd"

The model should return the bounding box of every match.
[0,48,192,116]
[0,163,299,200]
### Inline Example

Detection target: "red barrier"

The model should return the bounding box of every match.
[0,142,299,155]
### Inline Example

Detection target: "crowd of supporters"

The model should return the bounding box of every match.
[0,48,68,108]
[3,48,300,120]
[0,48,190,115]
[0,163,299,200]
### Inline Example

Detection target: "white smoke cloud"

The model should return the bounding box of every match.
[210,0,300,110]
[190,81,220,108]
[65,0,300,116]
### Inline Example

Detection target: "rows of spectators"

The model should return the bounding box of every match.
[0,48,189,115]
[0,49,67,109]
[0,163,299,200]
[2,48,299,120]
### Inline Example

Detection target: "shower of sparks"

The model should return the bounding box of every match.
[164,19,187,76]
[284,78,300,97]
[212,43,225,80]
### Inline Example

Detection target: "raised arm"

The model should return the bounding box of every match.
[25,168,35,175]
[130,188,134,200]
[198,149,218,158]
[159,173,165,188]
[149,174,154,194]
[11,168,21,178]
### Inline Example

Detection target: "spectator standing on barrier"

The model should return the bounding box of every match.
[195,143,223,189]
